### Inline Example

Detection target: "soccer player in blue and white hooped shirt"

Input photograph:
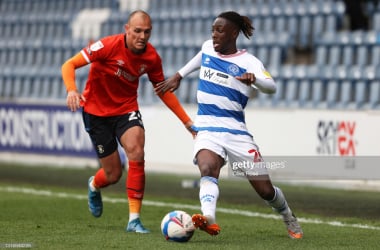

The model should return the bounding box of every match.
[155,11,303,239]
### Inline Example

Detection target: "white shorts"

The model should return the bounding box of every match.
[193,131,269,177]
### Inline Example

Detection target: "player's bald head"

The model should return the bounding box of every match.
[127,10,151,25]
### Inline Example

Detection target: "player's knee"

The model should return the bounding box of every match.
[125,144,144,161]
[198,164,219,178]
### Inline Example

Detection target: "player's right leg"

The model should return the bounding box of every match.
[88,152,123,217]
[83,112,122,218]
[192,147,224,236]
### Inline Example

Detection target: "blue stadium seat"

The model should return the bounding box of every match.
[19,73,34,98]
[356,46,369,66]
[368,81,380,109]
[342,45,354,66]
[298,15,312,48]
[325,80,339,108]
[337,80,353,109]
[310,79,325,109]
[373,12,380,31]
[328,45,340,66]
[298,79,311,107]
[352,81,368,109]
[315,46,327,65]
[370,46,380,66]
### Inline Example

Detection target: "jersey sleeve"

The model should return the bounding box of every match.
[81,39,108,63]
[248,57,276,94]
[147,53,165,83]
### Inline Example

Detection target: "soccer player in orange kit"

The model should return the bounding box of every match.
[61,10,194,233]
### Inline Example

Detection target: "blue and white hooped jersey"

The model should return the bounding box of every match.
[194,40,269,137]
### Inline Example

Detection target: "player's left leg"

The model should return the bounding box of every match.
[227,133,303,239]
[249,178,303,239]
[119,124,150,233]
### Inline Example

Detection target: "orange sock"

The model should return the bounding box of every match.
[126,161,145,199]
[93,168,110,189]
[128,197,142,214]
[126,161,145,219]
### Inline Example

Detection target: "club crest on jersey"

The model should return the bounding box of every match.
[227,64,240,76]
[139,64,147,74]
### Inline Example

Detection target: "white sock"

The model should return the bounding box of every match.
[129,213,139,222]
[89,180,99,192]
[199,176,219,224]
[266,186,292,216]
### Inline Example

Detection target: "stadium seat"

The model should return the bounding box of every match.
[352,80,368,109]
[310,79,325,109]
[298,79,311,107]
[373,12,380,31]
[328,45,341,66]
[337,80,353,109]
[368,81,380,109]
[19,74,33,98]
[315,46,327,65]
[342,45,354,66]
[298,15,312,48]
[356,46,369,66]
[325,80,339,108]
[370,46,380,66]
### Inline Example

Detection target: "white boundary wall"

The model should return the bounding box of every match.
[1,104,380,189]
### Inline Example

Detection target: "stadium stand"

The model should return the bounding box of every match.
[0,0,379,110]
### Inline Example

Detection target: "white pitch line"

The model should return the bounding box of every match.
[1,186,380,231]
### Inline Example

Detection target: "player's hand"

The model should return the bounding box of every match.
[66,90,85,112]
[155,72,182,94]
[236,72,256,86]
[184,120,197,139]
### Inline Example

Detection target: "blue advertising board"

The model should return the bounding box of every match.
[0,102,95,158]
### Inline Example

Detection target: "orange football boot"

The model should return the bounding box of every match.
[192,214,220,236]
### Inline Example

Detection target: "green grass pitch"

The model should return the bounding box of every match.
[0,163,379,249]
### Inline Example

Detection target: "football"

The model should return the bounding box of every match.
[160,210,195,242]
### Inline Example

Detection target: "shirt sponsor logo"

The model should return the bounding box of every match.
[201,68,229,86]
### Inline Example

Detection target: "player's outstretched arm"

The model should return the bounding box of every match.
[157,90,196,138]
[154,72,182,94]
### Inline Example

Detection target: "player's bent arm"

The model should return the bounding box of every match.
[158,91,195,137]
[155,51,202,94]
[61,52,88,92]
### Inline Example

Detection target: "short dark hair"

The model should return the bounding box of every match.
[217,11,254,39]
